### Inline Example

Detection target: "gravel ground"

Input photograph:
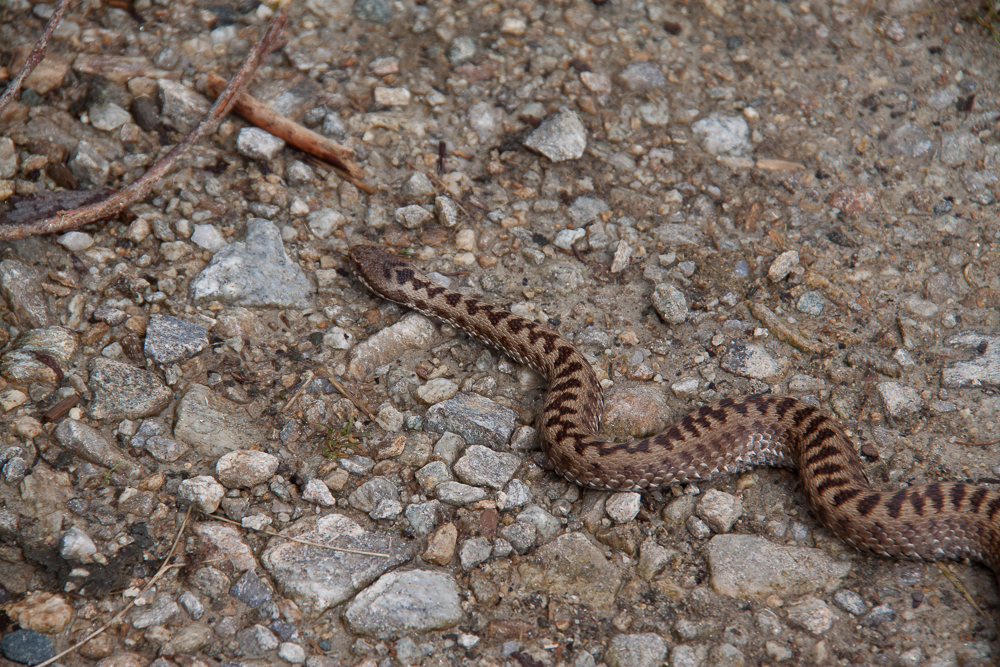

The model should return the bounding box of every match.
[1,0,1000,665]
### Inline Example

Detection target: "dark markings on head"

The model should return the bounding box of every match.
[395,268,415,285]
[885,489,907,519]
[926,483,944,513]
[949,483,967,511]
[832,488,862,507]
[445,293,462,306]
[969,487,989,514]
[857,493,882,516]
[815,476,849,495]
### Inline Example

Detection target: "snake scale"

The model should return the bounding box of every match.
[349,244,1000,579]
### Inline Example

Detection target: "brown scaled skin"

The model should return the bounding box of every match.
[349,244,1000,585]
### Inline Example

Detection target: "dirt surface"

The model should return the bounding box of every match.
[1,0,1000,665]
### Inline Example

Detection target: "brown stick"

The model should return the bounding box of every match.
[0,0,71,117]
[204,72,365,180]
[0,8,287,240]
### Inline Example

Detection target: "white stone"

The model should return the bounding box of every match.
[416,378,459,405]
[455,228,476,251]
[178,476,226,513]
[302,479,337,507]
[768,250,799,282]
[374,87,411,106]
[57,231,94,252]
[605,492,642,523]
[191,224,227,252]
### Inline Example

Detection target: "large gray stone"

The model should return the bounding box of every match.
[88,357,172,420]
[343,569,463,638]
[190,218,315,308]
[425,393,517,449]
[517,532,622,610]
[707,535,851,598]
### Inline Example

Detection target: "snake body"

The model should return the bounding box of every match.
[349,245,1000,576]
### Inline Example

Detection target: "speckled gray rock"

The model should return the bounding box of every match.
[130,594,180,629]
[605,492,641,524]
[343,569,464,638]
[237,624,279,656]
[174,384,266,458]
[833,589,867,616]
[1,327,76,385]
[785,596,834,636]
[605,633,667,667]
[691,113,751,156]
[652,283,688,325]
[436,481,488,506]
[518,532,622,610]
[453,445,521,490]
[144,314,209,364]
[405,500,441,536]
[720,342,783,381]
[524,109,587,162]
[499,521,536,555]
[426,392,517,449]
[60,527,97,562]
[158,80,211,134]
[347,314,438,380]
[236,127,286,161]
[517,504,562,540]
[261,514,413,614]
[68,141,109,185]
[459,537,492,570]
[885,123,933,157]
[707,535,851,598]
[190,218,315,308]
[55,419,142,477]
[942,333,1000,388]
[617,62,667,90]
[696,490,743,533]
[877,382,923,416]
[354,0,393,24]
[216,450,279,488]
[567,196,609,224]
[88,357,172,421]
[230,570,272,608]
[0,629,54,665]
[0,259,51,328]
[349,477,400,515]
[178,476,225,513]
[497,478,533,510]
[860,604,896,628]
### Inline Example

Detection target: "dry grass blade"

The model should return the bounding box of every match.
[208,514,389,558]
[320,371,377,422]
[0,0,71,116]
[35,507,193,667]
[936,563,993,627]
[0,7,287,240]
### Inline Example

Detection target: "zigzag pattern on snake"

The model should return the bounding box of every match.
[348,244,1000,580]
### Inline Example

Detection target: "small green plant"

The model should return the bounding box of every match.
[320,417,371,458]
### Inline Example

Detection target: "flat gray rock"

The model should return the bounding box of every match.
[425,392,517,449]
[517,532,622,610]
[707,534,851,598]
[174,384,266,458]
[261,514,413,615]
[605,633,668,667]
[144,314,209,364]
[524,109,587,162]
[346,314,438,380]
[942,333,1000,388]
[190,218,315,308]
[54,418,142,477]
[343,569,463,638]
[88,357,172,421]
[453,445,521,490]
[0,259,51,328]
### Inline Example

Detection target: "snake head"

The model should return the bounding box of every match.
[348,245,418,302]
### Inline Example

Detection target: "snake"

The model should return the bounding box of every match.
[348,244,1000,578]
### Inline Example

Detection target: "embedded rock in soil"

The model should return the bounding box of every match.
[190,218,315,308]
[425,392,517,449]
[343,569,463,638]
[261,513,413,615]
[517,532,623,611]
[174,384,266,458]
[707,535,851,598]
[88,357,173,421]
[346,314,438,380]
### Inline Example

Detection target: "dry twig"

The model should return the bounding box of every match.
[36,508,192,667]
[204,72,368,189]
[0,0,71,117]
[0,7,287,240]
[745,300,827,355]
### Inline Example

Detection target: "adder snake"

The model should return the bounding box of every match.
[349,244,1000,578]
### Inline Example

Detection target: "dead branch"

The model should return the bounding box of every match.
[0,0,71,117]
[0,7,287,240]
[204,72,370,187]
